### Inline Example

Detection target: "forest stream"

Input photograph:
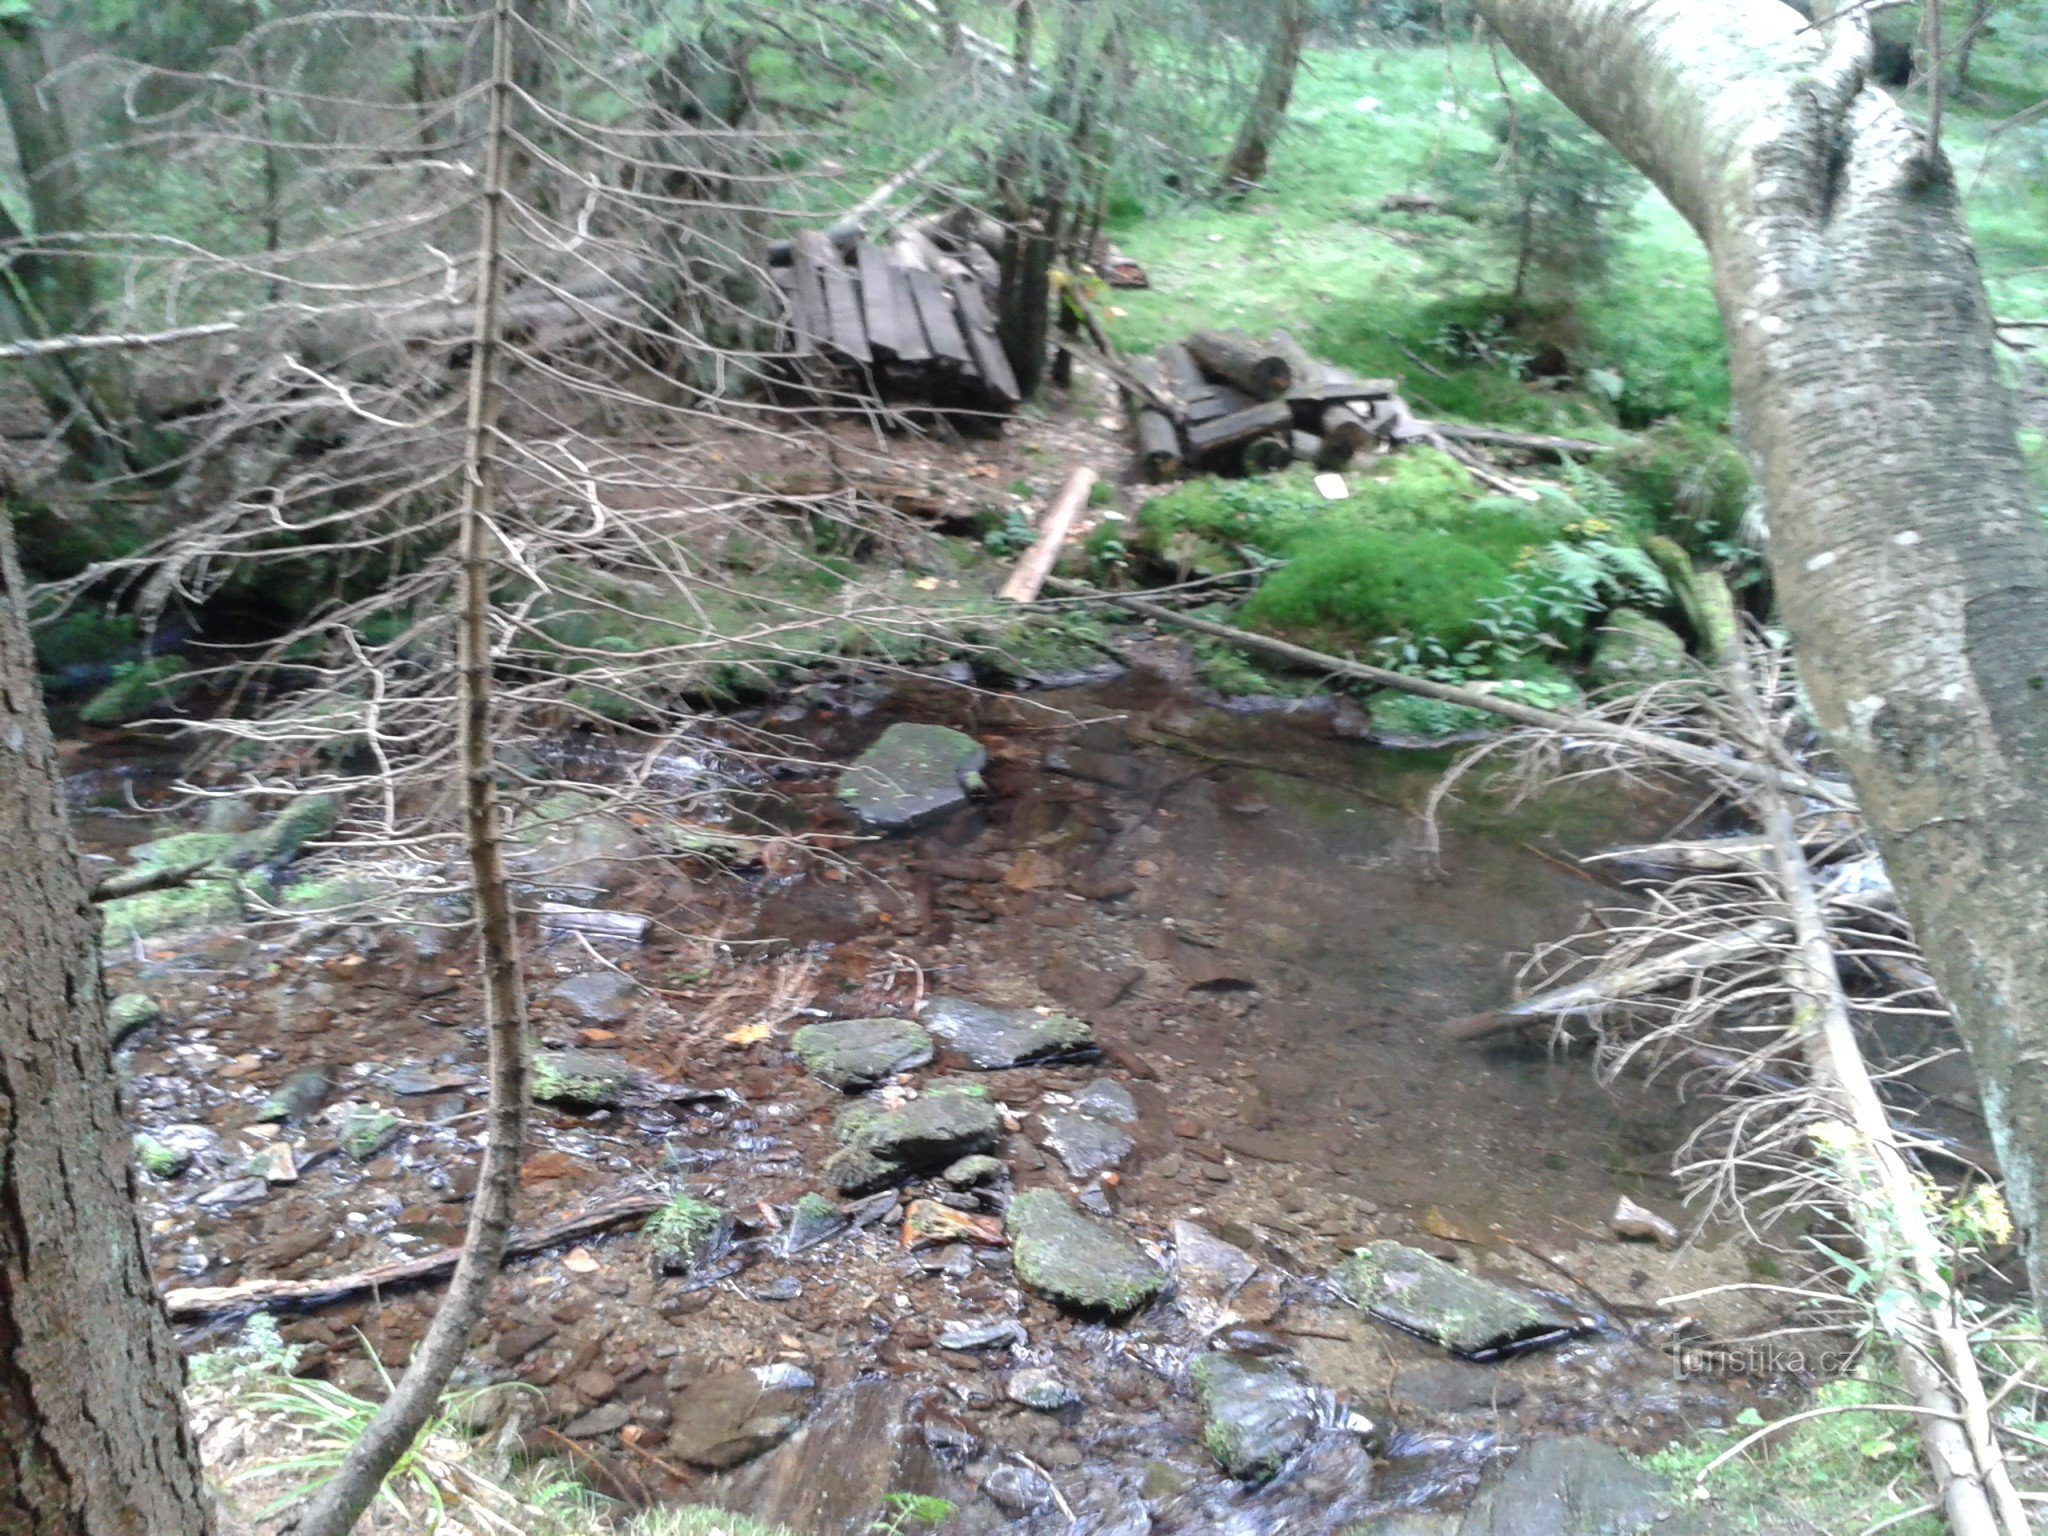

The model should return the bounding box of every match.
[74,651,1802,1535]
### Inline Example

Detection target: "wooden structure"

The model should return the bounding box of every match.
[768,222,1021,412]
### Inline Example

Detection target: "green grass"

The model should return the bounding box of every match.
[1647,1377,1942,1536]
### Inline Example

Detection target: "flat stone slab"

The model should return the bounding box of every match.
[1006,1189,1165,1315]
[1333,1241,1581,1358]
[1191,1351,1325,1483]
[667,1364,815,1470]
[923,996,1097,1070]
[1457,1436,1668,1536]
[791,1017,933,1092]
[1039,1107,1134,1178]
[530,1048,633,1109]
[547,971,638,1024]
[836,723,987,829]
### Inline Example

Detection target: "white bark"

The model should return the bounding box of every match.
[1472,0,2048,1321]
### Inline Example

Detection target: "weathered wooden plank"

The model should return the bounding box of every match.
[1185,398,1293,456]
[856,240,928,361]
[902,266,970,364]
[1185,379,1260,426]
[785,250,830,356]
[948,273,1021,406]
[795,230,870,363]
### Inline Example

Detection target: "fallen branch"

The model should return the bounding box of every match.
[0,319,243,360]
[1045,581,1853,809]
[161,1193,664,1320]
[1001,467,1098,603]
[89,857,216,903]
[1425,422,1612,458]
[1746,680,2029,1536]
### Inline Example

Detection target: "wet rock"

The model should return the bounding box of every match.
[937,1318,1027,1351]
[832,1083,1003,1187]
[1074,1079,1140,1122]
[823,1145,904,1197]
[782,1192,847,1255]
[917,1244,974,1279]
[531,1048,632,1110]
[983,1463,1054,1516]
[790,1016,934,1092]
[1045,744,1149,790]
[1457,1436,1667,1536]
[1389,1361,1525,1415]
[336,1105,401,1162]
[751,1276,802,1302]
[846,1191,903,1228]
[1040,1108,1135,1179]
[565,1401,632,1438]
[1006,1367,1080,1410]
[255,1067,333,1125]
[667,1364,816,1470]
[942,1154,1007,1188]
[108,992,161,1045]
[1257,1431,1380,1528]
[1006,1189,1165,1315]
[1332,1241,1582,1358]
[1190,1351,1323,1483]
[196,1177,269,1209]
[837,723,988,829]
[508,791,644,901]
[923,996,1097,1070]
[1078,1185,1115,1216]
[134,1133,190,1180]
[546,971,638,1024]
[382,1065,476,1096]
[1172,1219,1259,1307]
[715,1378,940,1531]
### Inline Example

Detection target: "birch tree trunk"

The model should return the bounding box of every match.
[1471,0,2048,1319]
[0,504,215,1532]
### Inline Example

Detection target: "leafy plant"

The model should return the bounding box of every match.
[982,510,1035,558]
[868,1493,955,1534]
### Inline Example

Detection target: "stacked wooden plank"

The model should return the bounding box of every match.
[1129,328,1399,483]
[768,221,1020,411]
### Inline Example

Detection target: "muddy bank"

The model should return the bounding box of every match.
[91,653,1784,1534]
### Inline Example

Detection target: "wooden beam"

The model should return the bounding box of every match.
[1000,467,1097,602]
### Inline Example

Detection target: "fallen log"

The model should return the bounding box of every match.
[1185,328,1292,400]
[1136,408,1183,481]
[1737,648,2028,1536]
[91,858,216,903]
[1242,434,1294,474]
[1318,403,1371,457]
[1000,467,1098,603]
[161,1193,667,1320]
[1185,399,1294,460]
[1041,583,1854,809]
[1155,342,1209,416]
[1291,429,1352,471]
[1428,422,1611,458]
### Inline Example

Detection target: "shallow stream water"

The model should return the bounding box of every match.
[80,655,1792,1533]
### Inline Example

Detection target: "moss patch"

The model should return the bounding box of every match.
[643,1193,725,1273]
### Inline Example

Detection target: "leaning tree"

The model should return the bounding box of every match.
[1470,0,2048,1325]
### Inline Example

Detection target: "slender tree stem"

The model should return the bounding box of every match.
[291,6,528,1531]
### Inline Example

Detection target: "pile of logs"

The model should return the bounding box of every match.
[1128,328,1402,482]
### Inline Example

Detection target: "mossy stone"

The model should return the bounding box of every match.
[101,873,272,943]
[1332,1240,1579,1357]
[921,997,1097,1070]
[531,1048,633,1109]
[134,1134,190,1179]
[337,1106,401,1162]
[1005,1189,1165,1315]
[836,723,988,829]
[790,1016,934,1092]
[834,1085,1002,1168]
[1190,1352,1321,1483]
[256,1066,333,1125]
[107,992,160,1044]
[1589,609,1690,687]
[79,656,193,725]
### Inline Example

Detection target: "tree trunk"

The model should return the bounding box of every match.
[1219,0,1309,193]
[1472,0,2048,1319]
[1950,0,1994,92]
[0,504,215,1531]
[293,6,530,1531]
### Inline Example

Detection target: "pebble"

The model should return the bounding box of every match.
[937,1318,1028,1351]
[752,1276,803,1302]
[1006,1367,1080,1410]
[983,1463,1054,1516]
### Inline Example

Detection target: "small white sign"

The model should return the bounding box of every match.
[1314,473,1350,501]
